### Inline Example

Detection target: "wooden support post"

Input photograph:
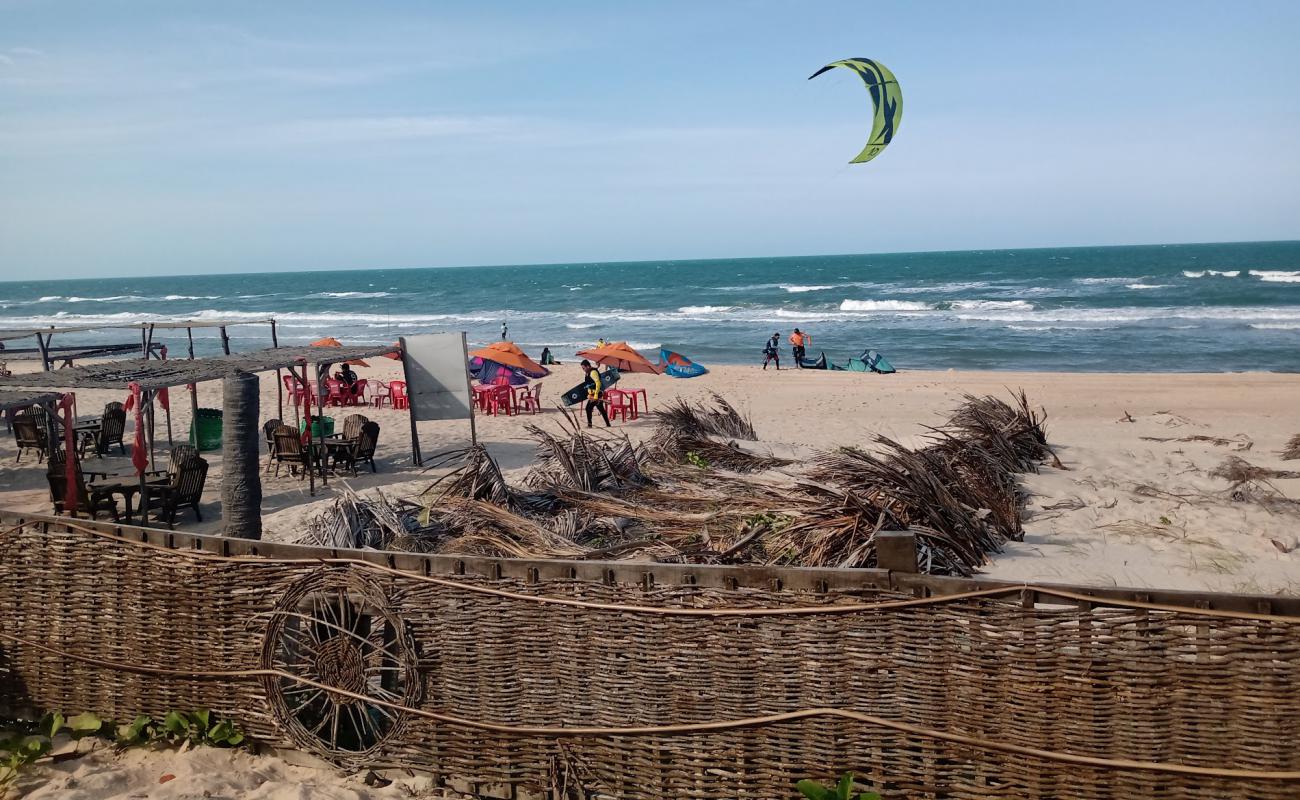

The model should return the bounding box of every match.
[876,530,919,573]
[145,324,156,358]
[315,364,328,488]
[221,370,262,540]
[186,327,195,360]
[188,381,200,449]
[219,326,230,355]
[270,320,279,348]
[140,326,148,359]
[35,333,50,372]
[302,363,314,497]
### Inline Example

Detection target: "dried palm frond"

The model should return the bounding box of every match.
[524,413,651,492]
[1282,434,1300,461]
[1210,456,1300,486]
[655,393,758,440]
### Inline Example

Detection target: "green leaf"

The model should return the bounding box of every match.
[835,773,854,800]
[38,712,63,739]
[192,709,210,733]
[795,779,831,800]
[19,736,50,758]
[856,793,883,800]
[225,732,244,746]
[162,711,189,736]
[67,713,102,737]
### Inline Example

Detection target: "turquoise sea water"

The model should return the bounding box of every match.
[2,241,1298,372]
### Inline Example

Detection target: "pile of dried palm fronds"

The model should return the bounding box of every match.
[1282,434,1300,461]
[296,391,1056,576]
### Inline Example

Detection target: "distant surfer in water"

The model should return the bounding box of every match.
[501,321,508,340]
[763,332,781,370]
[580,359,611,428]
[789,329,807,368]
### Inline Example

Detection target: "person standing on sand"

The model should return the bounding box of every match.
[581,359,611,428]
[763,332,781,370]
[789,329,806,368]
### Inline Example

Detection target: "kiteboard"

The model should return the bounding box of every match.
[660,348,708,379]
[561,367,621,406]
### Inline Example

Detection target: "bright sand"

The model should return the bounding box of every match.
[5,358,1300,795]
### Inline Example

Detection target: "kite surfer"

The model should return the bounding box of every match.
[763,332,781,370]
[580,359,611,428]
[790,329,808,368]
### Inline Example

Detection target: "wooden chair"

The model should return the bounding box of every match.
[12,409,48,464]
[272,424,311,479]
[145,451,208,528]
[46,450,118,521]
[332,413,369,442]
[330,421,380,476]
[262,419,281,474]
[82,401,126,458]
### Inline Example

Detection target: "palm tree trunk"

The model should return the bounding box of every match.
[222,370,262,539]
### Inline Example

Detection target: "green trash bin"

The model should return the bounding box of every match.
[299,416,335,439]
[189,408,223,451]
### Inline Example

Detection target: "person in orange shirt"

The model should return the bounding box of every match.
[789,328,807,367]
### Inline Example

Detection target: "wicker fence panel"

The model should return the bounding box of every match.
[1,517,1298,799]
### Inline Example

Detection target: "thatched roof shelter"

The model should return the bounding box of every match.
[0,390,62,413]
[0,344,400,391]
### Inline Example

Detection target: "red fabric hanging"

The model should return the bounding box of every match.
[57,393,78,515]
[157,387,170,412]
[124,392,134,412]
[129,382,147,476]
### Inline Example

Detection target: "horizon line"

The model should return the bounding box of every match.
[2,237,1297,286]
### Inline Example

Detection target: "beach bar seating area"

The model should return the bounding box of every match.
[0,336,408,527]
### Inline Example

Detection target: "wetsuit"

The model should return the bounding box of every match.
[585,368,610,427]
[763,337,780,370]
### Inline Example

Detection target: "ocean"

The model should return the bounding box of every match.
[2,241,1298,372]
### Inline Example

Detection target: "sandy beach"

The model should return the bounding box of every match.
[4,356,1298,595]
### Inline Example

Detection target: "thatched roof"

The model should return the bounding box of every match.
[0,344,400,391]
[0,390,62,413]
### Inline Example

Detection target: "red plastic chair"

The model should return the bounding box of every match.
[324,379,346,407]
[371,381,390,408]
[349,378,368,406]
[389,381,409,410]
[605,390,635,422]
[515,383,542,415]
[489,385,514,416]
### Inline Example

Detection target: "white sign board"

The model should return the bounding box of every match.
[400,333,473,422]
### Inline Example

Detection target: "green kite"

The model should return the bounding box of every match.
[808,58,902,165]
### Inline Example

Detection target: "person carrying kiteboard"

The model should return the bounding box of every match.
[580,359,611,428]
[763,332,781,370]
[789,328,807,368]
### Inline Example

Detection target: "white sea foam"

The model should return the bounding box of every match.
[839,299,933,312]
[955,305,1300,324]
[1184,270,1240,278]
[161,294,220,300]
[565,323,597,329]
[66,295,144,303]
[677,305,734,313]
[1249,270,1300,283]
[1074,277,1139,285]
[949,300,1035,311]
[1125,283,1171,290]
[309,291,392,299]
[37,295,62,302]
[780,285,835,293]
[1250,323,1300,330]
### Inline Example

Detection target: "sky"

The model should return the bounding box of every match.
[1,0,1298,280]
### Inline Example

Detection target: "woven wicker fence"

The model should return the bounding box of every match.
[1,514,1298,799]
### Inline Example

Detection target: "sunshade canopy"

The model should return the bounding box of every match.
[575,342,664,375]
[467,341,548,378]
[312,337,370,367]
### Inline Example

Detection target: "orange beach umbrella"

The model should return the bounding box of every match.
[575,341,663,375]
[311,337,370,367]
[468,341,548,377]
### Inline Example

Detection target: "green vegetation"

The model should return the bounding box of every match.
[797,772,882,800]
[0,709,245,789]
